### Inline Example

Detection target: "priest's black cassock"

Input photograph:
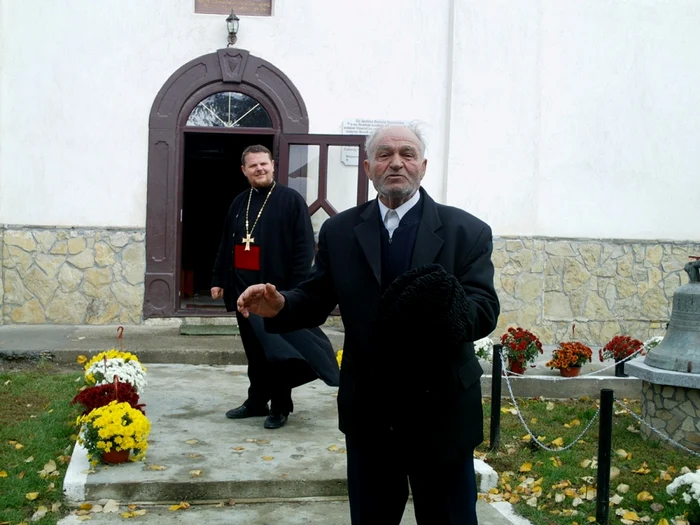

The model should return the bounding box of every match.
[212,182,339,413]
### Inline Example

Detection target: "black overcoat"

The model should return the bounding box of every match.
[212,183,339,387]
[267,188,500,463]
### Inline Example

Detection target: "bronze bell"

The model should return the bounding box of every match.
[644,258,700,373]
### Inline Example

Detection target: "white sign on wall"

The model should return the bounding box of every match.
[341,119,411,166]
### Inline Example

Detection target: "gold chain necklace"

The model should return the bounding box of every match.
[241,181,276,251]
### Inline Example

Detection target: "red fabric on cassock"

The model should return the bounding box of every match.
[234,244,261,270]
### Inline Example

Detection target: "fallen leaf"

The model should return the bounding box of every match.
[102,500,120,513]
[51,502,61,512]
[328,445,339,451]
[656,519,669,525]
[30,506,48,521]
[615,449,629,458]
[38,460,57,478]
[519,462,532,473]
[610,467,620,480]
[530,418,538,424]
[633,462,651,475]
[146,465,168,471]
[26,492,39,501]
[262,456,274,461]
[549,457,562,467]
[610,494,624,505]
[0,470,6,478]
[79,503,93,511]
[17,471,26,479]
[25,456,35,463]
[189,469,203,477]
[637,491,654,502]
[15,443,24,450]
[187,453,201,459]
[622,511,640,521]
[232,447,245,452]
[184,439,199,445]
[572,497,584,507]
[650,503,663,512]
[550,437,564,447]
[169,502,191,511]
[76,355,88,364]
[564,418,581,428]
[546,402,555,411]
[555,493,566,503]
[580,459,592,468]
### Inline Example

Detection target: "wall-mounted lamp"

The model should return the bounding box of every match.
[226,10,240,47]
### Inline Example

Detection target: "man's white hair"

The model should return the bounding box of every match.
[364,122,427,160]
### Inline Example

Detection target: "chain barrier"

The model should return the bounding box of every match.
[497,347,646,381]
[613,398,700,458]
[499,350,601,452]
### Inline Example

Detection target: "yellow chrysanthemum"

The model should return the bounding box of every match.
[84,349,141,372]
[78,401,151,463]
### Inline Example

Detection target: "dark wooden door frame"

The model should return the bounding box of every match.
[144,48,309,318]
[278,134,369,214]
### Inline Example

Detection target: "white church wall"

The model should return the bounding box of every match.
[446,0,700,241]
[0,0,450,228]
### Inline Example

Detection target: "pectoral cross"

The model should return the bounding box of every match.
[241,233,255,251]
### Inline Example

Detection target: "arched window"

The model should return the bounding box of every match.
[186,92,272,128]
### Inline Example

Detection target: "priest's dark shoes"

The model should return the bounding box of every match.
[225,404,269,419]
[264,412,288,429]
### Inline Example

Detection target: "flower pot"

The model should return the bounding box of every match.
[508,360,525,375]
[559,366,581,378]
[102,449,130,464]
[614,361,628,377]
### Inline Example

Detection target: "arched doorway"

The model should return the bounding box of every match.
[144,49,368,318]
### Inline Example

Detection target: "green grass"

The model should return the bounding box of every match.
[477,396,700,525]
[0,362,82,525]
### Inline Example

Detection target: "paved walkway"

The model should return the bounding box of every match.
[60,363,513,524]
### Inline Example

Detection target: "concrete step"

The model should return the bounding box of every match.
[64,365,497,505]
[57,499,510,525]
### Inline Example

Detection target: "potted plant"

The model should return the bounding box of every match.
[500,327,543,374]
[77,400,151,466]
[473,337,494,362]
[84,349,147,393]
[546,341,592,377]
[71,380,145,415]
[598,335,644,377]
[643,334,664,352]
[667,469,700,524]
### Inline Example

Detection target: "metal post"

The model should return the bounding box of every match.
[489,344,503,451]
[596,389,614,524]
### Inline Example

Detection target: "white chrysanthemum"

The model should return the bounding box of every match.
[85,358,147,392]
[643,335,664,352]
[474,337,494,361]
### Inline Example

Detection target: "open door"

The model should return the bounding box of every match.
[277,134,369,240]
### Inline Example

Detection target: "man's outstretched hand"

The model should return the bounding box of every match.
[237,283,285,318]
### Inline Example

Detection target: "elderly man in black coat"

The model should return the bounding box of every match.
[236,127,499,524]
[212,145,338,430]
